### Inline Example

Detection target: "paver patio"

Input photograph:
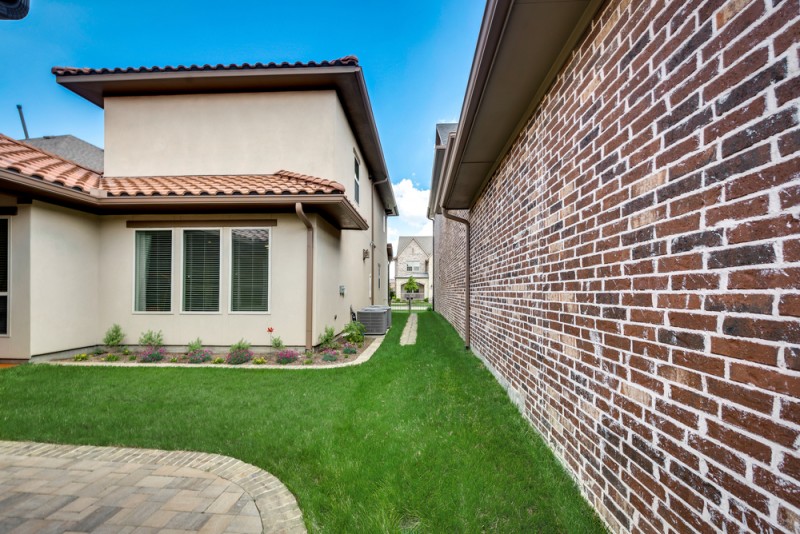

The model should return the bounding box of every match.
[0,441,305,534]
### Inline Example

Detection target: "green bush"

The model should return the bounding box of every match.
[104,354,120,362]
[187,337,203,353]
[272,336,284,349]
[73,353,89,362]
[103,324,125,348]
[139,330,164,348]
[318,326,338,349]
[342,321,366,345]
[227,339,253,365]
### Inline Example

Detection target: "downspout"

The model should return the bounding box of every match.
[371,176,389,305]
[295,203,314,351]
[442,210,470,349]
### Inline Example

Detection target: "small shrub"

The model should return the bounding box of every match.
[342,321,366,345]
[427,305,433,311]
[122,347,131,356]
[104,354,120,362]
[92,347,104,356]
[103,324,125,348]
[276,349,299,365]
[187,337,203,353]
[303,358,313,365]
[139,346,166,363]
[253,357,266,365]
[187,348,213,364]
[271,336,285,349]
[128,355,136,361]
[212,357,225,364]
[321,348,338,362]
[227,340,253,365]
[73,353,89,361]
[139,330,164,348]
[342,342,358,355]
[318,326,338,349]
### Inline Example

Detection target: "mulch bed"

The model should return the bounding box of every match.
[60,336,376,367]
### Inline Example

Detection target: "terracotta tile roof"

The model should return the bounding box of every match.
[102,171,345,197]
[0,134,345,197]
[0,134,100,192]
[52,56,359,77]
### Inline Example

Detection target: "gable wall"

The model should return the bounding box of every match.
[434,0,800,532]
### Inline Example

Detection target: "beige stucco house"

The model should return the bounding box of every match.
[394,236,433,300]
[0,57,397,361]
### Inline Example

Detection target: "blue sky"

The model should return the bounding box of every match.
[0,0,484,249]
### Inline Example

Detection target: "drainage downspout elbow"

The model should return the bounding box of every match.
[442,209,470,350]
[295,203,314,351]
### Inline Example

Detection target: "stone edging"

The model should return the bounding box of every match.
[0,440,306,533]
[41,335,385,370]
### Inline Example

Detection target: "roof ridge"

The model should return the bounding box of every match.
[52,56,360,77]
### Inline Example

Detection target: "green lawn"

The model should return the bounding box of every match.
[0,312,604,533]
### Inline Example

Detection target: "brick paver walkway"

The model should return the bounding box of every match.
[0,441,305,534]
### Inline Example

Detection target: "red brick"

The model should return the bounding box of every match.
[722,405,799,449]
[730,362,800,397]
[729,267,800,289]
[706,377,775,414]
[710,336,779,366]
[780,294,800,317]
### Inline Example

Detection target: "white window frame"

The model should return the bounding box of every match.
[0,217,10,337]
[132,228,174,315]
[228,227,272,315]
[180,227,222,315]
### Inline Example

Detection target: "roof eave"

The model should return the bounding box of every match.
[0,169,368,230]
[440,0,605,210]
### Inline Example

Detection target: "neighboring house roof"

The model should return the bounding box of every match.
[428,122,458,219]
[438,0,604,209]
[51,56,398,215]
[22,135,104,173]
[397,236,433,257]
[0,133,366,229]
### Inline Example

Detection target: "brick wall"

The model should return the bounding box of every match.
[433,210,468,337]
[433,0,800,532]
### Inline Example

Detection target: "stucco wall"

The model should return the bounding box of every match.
[30,202,100,355]
[0,204,31,360]
[104,91,361,201]
[433,1,800,532]
[97,213,308,348]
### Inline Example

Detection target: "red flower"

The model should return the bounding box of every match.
[267,327,274,333]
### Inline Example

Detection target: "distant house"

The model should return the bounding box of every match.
[394,236,432,300]
[0,56,397,361]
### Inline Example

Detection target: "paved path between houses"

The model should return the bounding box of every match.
[399,313,418,346]
[0,441,305,534]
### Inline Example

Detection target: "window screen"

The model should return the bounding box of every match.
[134,230,172,312]
[183,230,220,312]
[231,228,270,312]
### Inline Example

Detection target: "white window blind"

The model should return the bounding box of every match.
[134,230,172,312]
[0,219,8,335]
[231,228,270,312]
[183,230,220,312]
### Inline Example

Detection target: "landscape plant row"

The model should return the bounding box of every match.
[72,322,367,365]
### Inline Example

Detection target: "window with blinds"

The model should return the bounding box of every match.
[183,229,220,312]
[231,228,270,312]
[134,230,172,312]
[0,218,8,335]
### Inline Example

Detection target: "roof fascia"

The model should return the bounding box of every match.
[440,0,605,210]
